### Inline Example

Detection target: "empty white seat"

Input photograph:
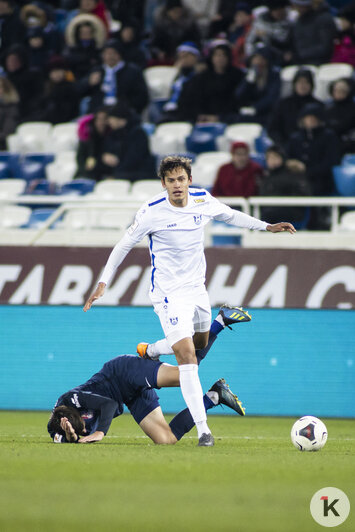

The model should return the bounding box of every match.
[144,66,178,99]
[93,179,131,199]
[62,208,98,230]
[339,211,355,231]
[10,122,53,153]
[0,204,31,228]
[131,179,163,200]
[62,207,136,230]
[54,150,77,164]
[280,65,318,97]
[149,122,193,155]
[49,123,78,152]
[46,159,78,185]
[216,123,263,152]
[0,179,26,200]
[97,209,136,229]
[192,152,231,188]
[314,63,354,101]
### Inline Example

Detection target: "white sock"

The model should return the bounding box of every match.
[215,314,225,327]
[147,338,174,357]
[207,390,219,405]
[179,364,211,438]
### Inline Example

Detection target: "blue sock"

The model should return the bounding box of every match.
[169,394,215,441]
[196,319,224,365]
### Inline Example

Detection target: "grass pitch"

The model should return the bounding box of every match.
[0,412,354,532]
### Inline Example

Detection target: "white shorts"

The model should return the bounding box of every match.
[153,288,211,347]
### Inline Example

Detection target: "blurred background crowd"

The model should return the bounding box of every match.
[1,0,355,230]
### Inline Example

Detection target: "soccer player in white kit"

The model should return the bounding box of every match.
[84,155,296,446]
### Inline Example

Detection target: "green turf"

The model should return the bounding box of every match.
[0,412,354,532]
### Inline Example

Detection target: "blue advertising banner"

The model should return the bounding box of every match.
[0,306,354,417]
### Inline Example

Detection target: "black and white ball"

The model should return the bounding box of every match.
[291,416,328,451]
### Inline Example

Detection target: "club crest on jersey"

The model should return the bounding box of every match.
[194,198,205,203]
[193,215,202,225]
[169,317,178,326]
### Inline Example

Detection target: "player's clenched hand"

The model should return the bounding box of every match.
[266,222,296,234]
[60,417,78,442]
[83,282,106,312]
[78,431,104,443]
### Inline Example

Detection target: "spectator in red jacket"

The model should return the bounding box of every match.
[211,141,264,197]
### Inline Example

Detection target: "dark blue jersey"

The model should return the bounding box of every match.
[48,355,162,442]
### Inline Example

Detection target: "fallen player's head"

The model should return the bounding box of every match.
[48,406,86,438]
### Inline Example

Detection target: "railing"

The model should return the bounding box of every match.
[1,195,354,245]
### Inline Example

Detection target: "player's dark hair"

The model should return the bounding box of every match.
[158,155,192,182]
[48,406,85,437]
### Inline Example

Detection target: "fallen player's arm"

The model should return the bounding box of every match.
[78,431,105,443]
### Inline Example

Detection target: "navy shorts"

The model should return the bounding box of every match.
[112,355,162,424]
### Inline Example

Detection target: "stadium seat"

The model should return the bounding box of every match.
[25,179,57,195]
[49,123,78,152]
[186,124,226,154]
[131,179,163,200]
[339,211,355,231]
[11,122,52,153]
[0,178,26,199]
[46,157,78,185]
[280,64,318,97]
[216,123,263,152]
[0,205,31,228]
[0,152,21,175]
[333,165,355,196]
[0,161,11,178]
[60,178,96,195]
[62,208,95,230]
[14,154,54,181]
[191,151,231,188]
[142,122,156,136]
[26,208,57,228]
[149,122,193,155]
[342,154,355,166]
[314,63,354,101]
[93,179,131,199]
[97,209,136,230]
[143,66,178,99]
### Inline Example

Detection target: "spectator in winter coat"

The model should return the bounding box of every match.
[235,46,280,125]
[245,0,292,65]
[290,0,336,65]
[65,0,110,34]
[20,2,63,56]
[101,103,156,181]
[331,5,355,67]
[268,68,322,149]
[115,18,148,69]
[259,144,311,225]
[0,0,26,54]
[287,103,341,196]
[227,2,253,68]
[150,0,201,64]
[76,107,110,181]
[178,40,244,123]
[212,141,264,197]
[40,56,79,124]
[0,75,19,149]
[324,78,355,155]
[79,39,149,115]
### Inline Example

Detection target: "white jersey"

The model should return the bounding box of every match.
[99,187,268,302]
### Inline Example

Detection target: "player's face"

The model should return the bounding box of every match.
[162,167,192,207]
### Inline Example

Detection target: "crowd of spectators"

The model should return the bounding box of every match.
[0,0,354,227]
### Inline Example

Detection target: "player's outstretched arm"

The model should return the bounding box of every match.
[266,222,296,234]
[83,282,106,312]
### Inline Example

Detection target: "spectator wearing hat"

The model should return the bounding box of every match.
[324,78,355,155]
[235,45,280,125]
[38,56,79,124]
[79,39,149,114]
[20,2,63,56]
[100,103,156,181]
[211,141,264,198]
[0,75,19,149]
[64,16,105,80]
[268,68,322,149]
[150,0,201,65]
[25,27,53,71]
[157,41,201,123]
[0,0,26,53]
[287,103,341,197]
[289,0,336,65]
[178,41,244,123]
[2,44,44,121]
[226,3,253,68]
[259,144,311,225]
[331,5,355,67]
[76,107,110,181]
[245,0,292,65]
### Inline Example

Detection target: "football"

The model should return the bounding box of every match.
[290,416,328,451]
